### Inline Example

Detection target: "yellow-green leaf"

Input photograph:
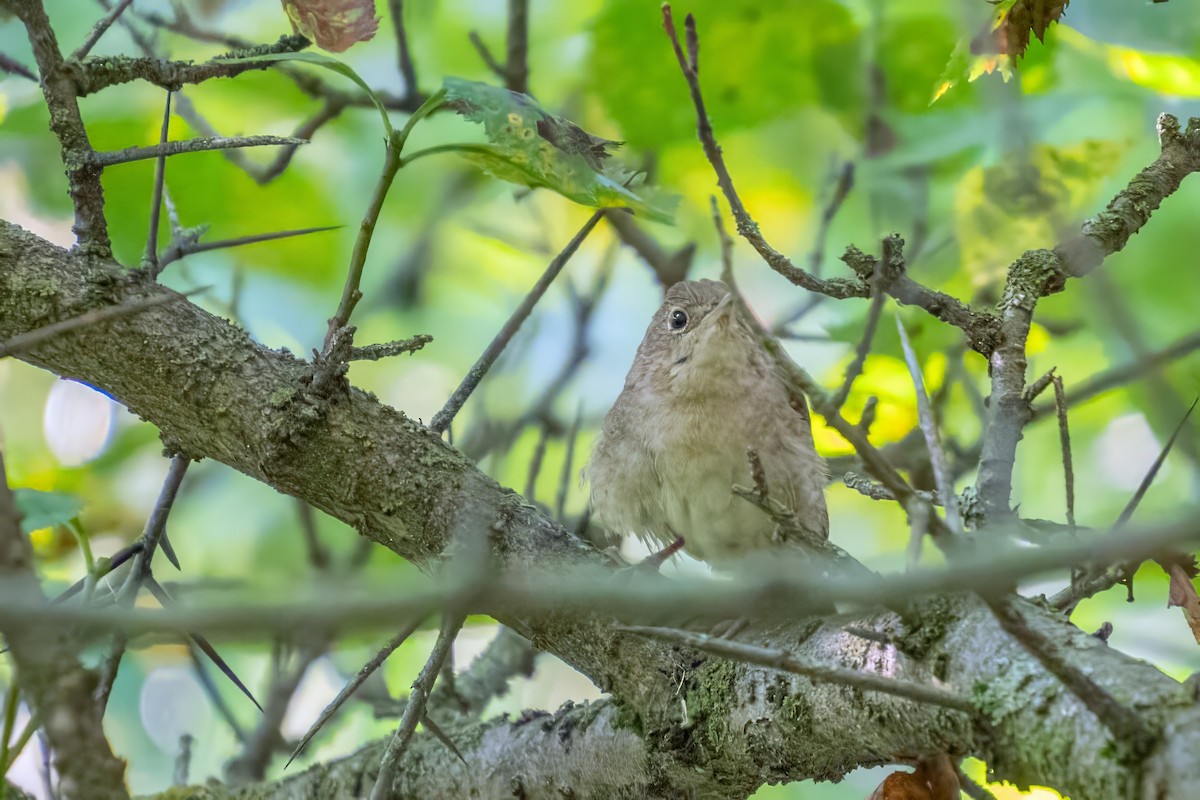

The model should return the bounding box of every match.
[442,77,676,223]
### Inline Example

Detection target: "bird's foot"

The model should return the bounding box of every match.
[608,536,685,581]
[642,535,685,572]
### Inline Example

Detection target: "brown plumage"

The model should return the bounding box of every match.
[587,279,828,565]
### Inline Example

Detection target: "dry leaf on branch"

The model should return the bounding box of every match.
[867,754,960,800]
[978,0,1071,60]
[1166,560,1200,645]
[282,0,379,53]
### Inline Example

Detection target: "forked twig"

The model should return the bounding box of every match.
[286,616,426,767]
[370,614,466,798]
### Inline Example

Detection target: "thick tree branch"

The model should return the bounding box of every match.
[4,221,1200,798]
[0,453,129,800]
[68,36,310,96]
[977,115,1200,519]
[10,0,110,255]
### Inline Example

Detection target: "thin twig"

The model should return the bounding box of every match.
[905,499,931,569]
[1050,397,1199,612]
[660,7,858,299]
[985,594,1155,757]
[1023,367,1057,403]
[467,30,507,79]
[187,642,248,744]
[524,423,551,505]
[120,457,190,604]
[620,626,974,713]
[429,210,605,434]
[0,290,198,358]
[843,472,939,505]
[956,766,1000,800]
[349,335,433,362]
[3,514,1200,638]
[96,456,191,713]
[429,626,537,717]
[809,159,854,278]
[286,615,426,767]
[1051,375,1075,532]
[606,212,695,287]
[157,225,341,271]
[1031,330,1200,421]
[370,614,465,799]
[226,635,326,783]
[323,89,445,355]
[774,159,855,331]
[148,580,265,714]
[1114,396,1197,531]
[93,135,309,168]
[460,242,613,463]
[830,285,885,411]
[895,313,962,535]
[172,91,344,186]
[143,90,173,272]
[505,0,529,93]
[296,501,331,572]
[555,404,583,522]
[0,53,38,81]
[386,0,420,102]
[70,0,135,61]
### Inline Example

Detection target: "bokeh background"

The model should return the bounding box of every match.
[3,0,1200,797]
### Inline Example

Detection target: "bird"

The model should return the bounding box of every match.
[587,279,828,567]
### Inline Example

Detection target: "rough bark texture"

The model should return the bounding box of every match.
[3,220,1200,799]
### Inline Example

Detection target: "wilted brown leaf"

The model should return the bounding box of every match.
[867,772,932,800]
[282,0,379,53]
[981,0,1070,60]
[867,755,960,800]
[1166,560,1200,645]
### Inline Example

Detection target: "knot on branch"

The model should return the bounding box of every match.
[840,245,877,281]
[880,234,906,284]
[1156,113,1200,154]
[306,324,355,400]
[999,249,1064,312]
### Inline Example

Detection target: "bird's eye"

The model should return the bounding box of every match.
[668,308,688,331]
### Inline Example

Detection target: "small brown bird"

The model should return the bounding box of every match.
[588,279,828,565]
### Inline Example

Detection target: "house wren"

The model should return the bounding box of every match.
[588,279,828,565]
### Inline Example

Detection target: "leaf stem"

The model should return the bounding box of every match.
[399,141,494,167]
[394,88,446,156]
[323,90,446,346]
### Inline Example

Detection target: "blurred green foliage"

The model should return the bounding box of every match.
[2,0,1200,797]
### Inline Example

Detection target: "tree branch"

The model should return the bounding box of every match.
[0,452,129,800]
[5,220,1200,798]
[90,135,308,167]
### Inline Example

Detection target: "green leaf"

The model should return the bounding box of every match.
[441,78,676,223]
[219,51,393,137]
[12,489,83,534]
